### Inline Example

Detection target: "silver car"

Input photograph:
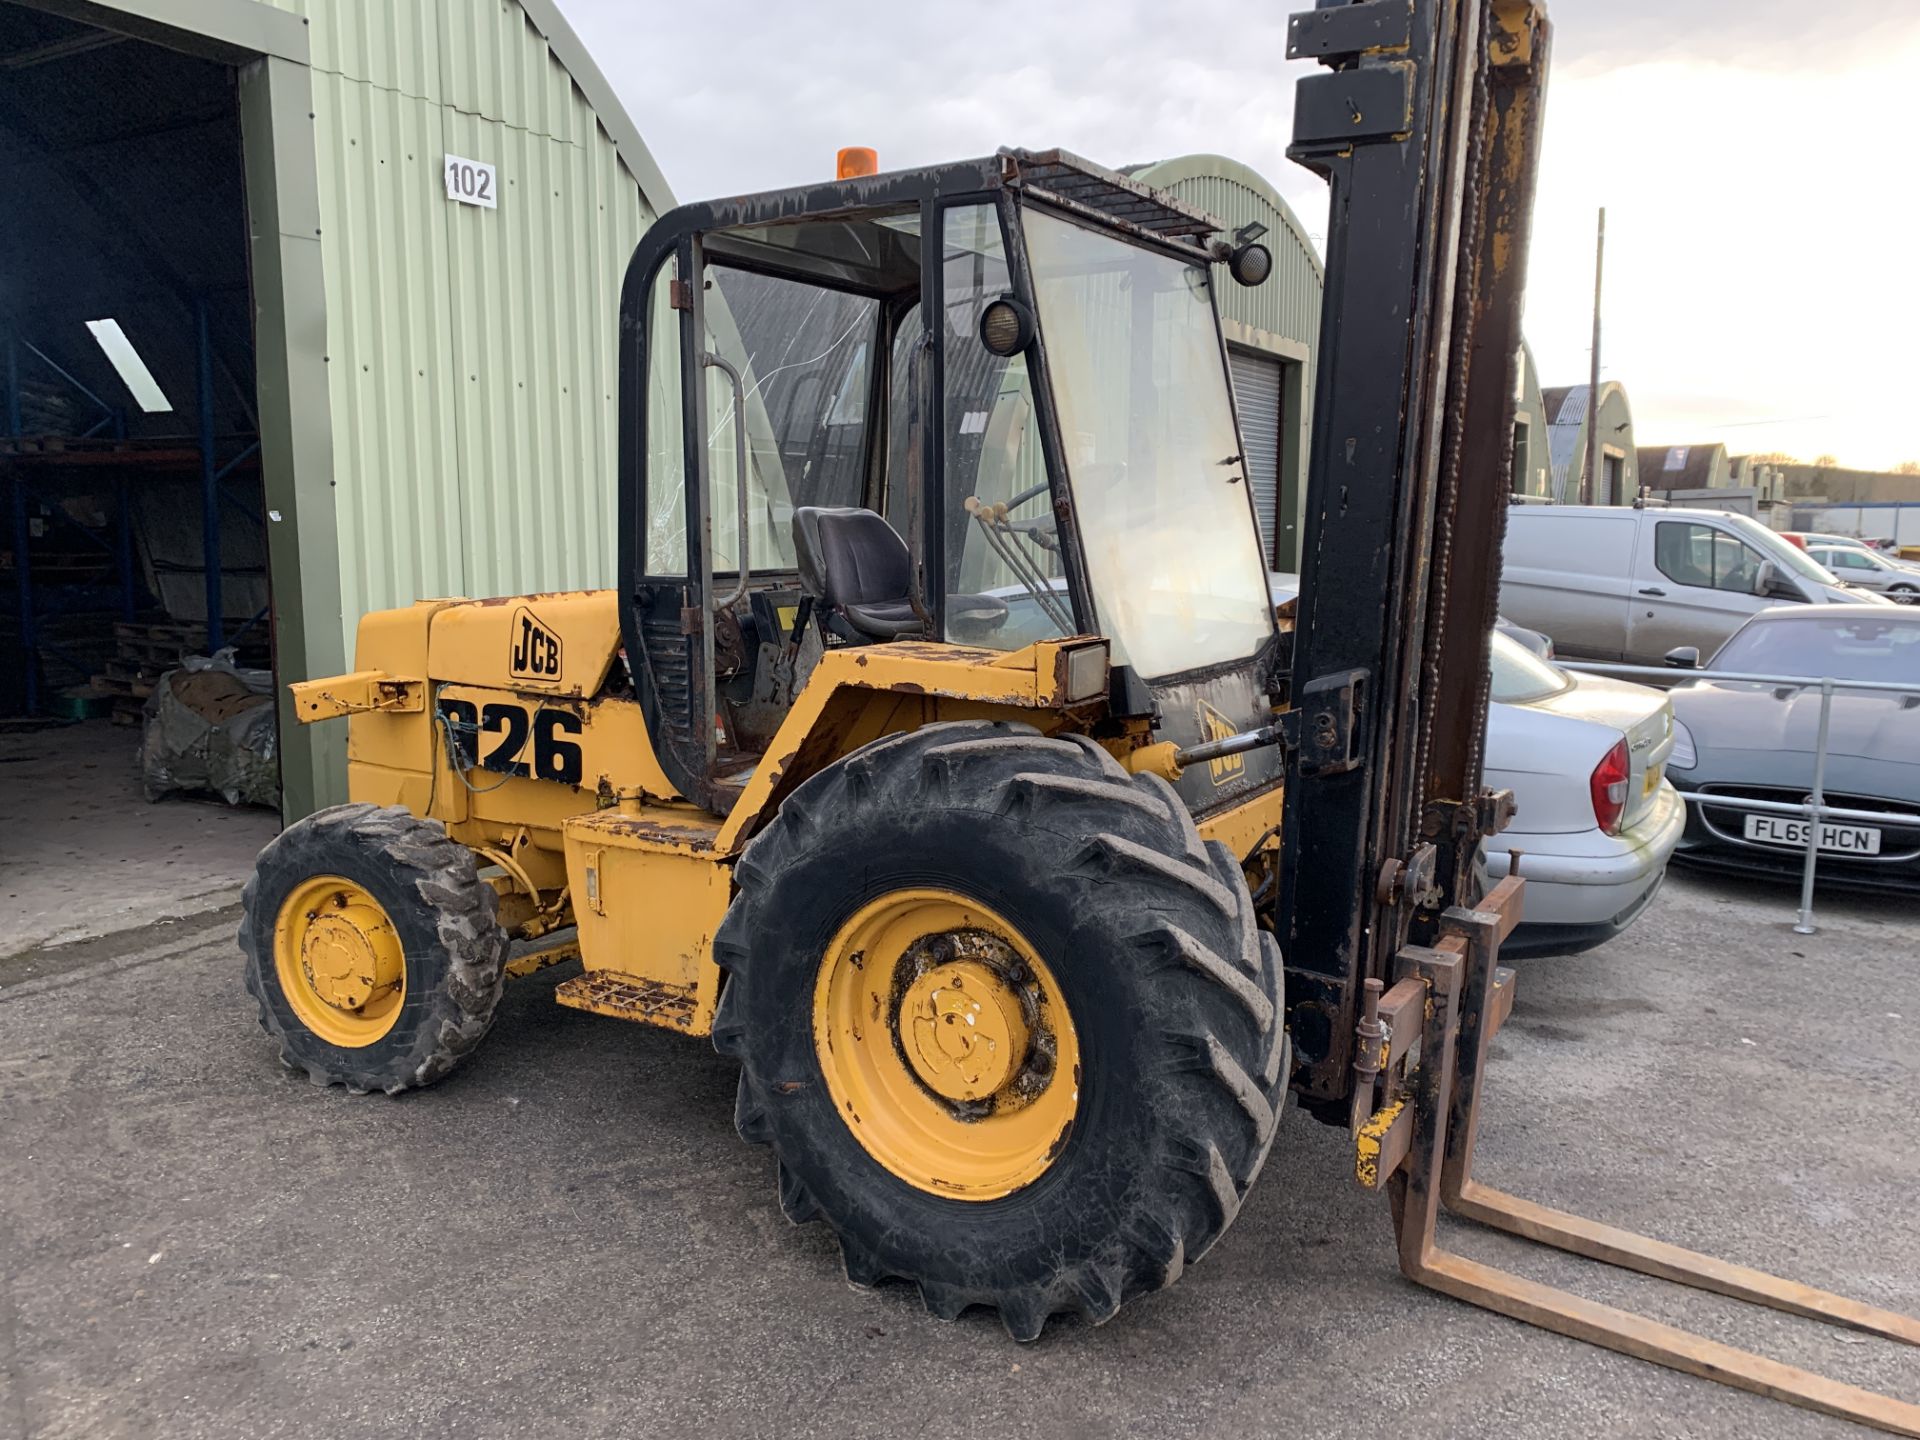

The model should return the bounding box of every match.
[1481,632,1683,957]
[1804,544,1920,603]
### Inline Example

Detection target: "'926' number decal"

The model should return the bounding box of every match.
[438,699,584,786]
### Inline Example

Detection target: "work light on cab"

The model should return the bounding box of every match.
[978,296,1035,357]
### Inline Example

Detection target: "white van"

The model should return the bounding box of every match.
[1499,505,1884,665]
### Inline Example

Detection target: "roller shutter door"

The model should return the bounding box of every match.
[1229,349,1282,566]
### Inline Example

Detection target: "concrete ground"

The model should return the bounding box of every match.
[1,869,1915,1440]
[0,720,278,959]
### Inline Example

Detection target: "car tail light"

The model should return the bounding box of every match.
[1590,737,1630,835]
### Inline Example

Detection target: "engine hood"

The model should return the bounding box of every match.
[1672,682,1920,797]
[425,589,624,698]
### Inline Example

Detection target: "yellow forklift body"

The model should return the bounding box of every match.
[294,589,1286,1040]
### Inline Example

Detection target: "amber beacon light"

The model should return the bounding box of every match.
[835,146,879,179]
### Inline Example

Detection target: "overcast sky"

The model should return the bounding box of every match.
[566,0,1920,470]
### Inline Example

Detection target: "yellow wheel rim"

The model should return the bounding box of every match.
[812,889,1081,1201]
[272,875,407,1049]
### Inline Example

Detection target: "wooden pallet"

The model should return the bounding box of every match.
[88,618,267,728]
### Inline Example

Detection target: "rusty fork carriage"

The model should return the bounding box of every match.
[1354,876,1920,1436]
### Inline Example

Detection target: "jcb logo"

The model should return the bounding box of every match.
[509,607,562,683]
[1197,700,1244,787]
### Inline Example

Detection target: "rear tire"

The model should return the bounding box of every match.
[241,803,507,1094]
[713,721,1288,1339]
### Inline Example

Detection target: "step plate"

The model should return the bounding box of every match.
[553,972,698,1032]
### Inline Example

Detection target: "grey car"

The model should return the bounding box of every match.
[1666,606,1920,893]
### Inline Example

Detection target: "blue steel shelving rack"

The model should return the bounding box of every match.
[3,301,263,715]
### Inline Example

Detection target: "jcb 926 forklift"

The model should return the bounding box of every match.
[247,0,1920,1428]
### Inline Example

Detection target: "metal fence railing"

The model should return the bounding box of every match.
[1557,661,1920,934]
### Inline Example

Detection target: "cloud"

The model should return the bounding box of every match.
[562,0,1920,468]
[1525,43,1920,467]
[1546,0,1915,73]
[568,0,1328,227]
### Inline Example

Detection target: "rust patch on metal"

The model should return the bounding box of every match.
[553,971,698,1029]
[586,813,722,849]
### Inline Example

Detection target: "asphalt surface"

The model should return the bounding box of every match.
[2,869,1916,1439]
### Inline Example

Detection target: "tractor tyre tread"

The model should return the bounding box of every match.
[711,719,1287,1340]
[241,803,507,1094]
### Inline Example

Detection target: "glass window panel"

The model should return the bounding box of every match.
[702,264,878,575]
[1655,521,1765,594]
[1023,208,1273,679]
[937,205,1073,650]
[644,259,687,576]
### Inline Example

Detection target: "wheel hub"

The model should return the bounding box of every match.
[901,959,1031,1102]
[300,898,401,1012]
[812,889,1081,1202]
[273,876,408,1048]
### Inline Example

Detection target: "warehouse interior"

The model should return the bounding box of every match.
[1,4,280,948]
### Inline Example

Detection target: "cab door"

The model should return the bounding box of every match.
[1626,516,1774,663]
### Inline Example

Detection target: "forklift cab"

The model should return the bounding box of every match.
[616,148,1284,816]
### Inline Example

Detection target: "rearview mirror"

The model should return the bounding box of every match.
[1663,646,1701,670]
[1749,560,1776,598]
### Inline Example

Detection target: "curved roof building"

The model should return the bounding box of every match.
[1542,381,1638,505]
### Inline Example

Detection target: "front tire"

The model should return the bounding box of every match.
[241,803,507,1094]
[713,721,1288,1339]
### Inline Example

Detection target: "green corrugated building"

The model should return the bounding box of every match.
[1,0,670,813]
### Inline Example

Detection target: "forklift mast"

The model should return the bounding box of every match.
[1279,0,1545,1107]
[1278,9,1920,1432]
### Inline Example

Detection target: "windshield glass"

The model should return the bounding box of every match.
[1721,511,1838,586]
[1488,629,1569,704]
[1024,208,1273,679]
[1714,614,1920,684]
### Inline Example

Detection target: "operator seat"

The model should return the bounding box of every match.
[792,506,1007,642]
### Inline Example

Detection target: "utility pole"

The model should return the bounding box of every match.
[1584,206,1605,504]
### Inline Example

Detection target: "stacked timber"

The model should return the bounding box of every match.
[93,619,270,726]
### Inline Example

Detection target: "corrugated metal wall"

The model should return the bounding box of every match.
[261,0,652,644]
[1544,382,1639,503]
[1229,349,1283,562]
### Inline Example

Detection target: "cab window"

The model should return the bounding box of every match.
[702,265,878,576]
[1654,521,1763,594]
[644,259,688,575]
[935,204,1065,650]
